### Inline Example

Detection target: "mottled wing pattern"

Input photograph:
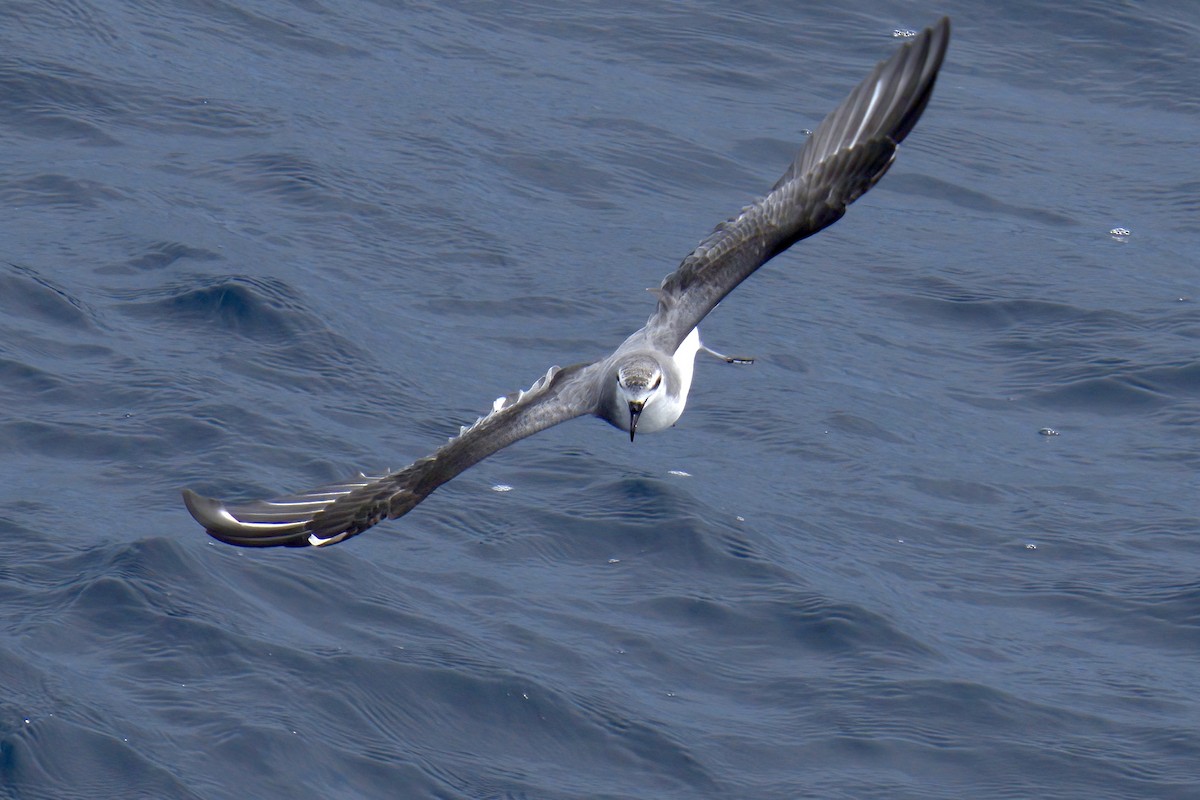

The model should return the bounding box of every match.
[183,361,601,547]
[646,18,950,352]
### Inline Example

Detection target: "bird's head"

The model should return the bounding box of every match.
[616,357,663,441]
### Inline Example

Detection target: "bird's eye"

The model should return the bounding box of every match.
[652,375,662,389]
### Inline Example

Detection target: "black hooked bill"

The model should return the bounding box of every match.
[628,401,644,441]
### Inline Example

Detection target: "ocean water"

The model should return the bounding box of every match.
[1,1,1197,798]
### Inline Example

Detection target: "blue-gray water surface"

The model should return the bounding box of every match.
[1,1,1197,798]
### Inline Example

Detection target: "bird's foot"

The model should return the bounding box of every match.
[700,344,754,365]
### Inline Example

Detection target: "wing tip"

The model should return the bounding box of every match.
[181,487,227,531]
[181,487,313,548]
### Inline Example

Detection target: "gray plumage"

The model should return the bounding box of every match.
[183,18,951,548]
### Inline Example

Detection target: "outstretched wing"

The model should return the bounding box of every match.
[646,18,950,352]
[183,361,602,547]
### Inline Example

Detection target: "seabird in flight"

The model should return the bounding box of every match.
[184,18,951,548]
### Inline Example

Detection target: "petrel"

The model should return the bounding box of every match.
[184,19,951,547]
